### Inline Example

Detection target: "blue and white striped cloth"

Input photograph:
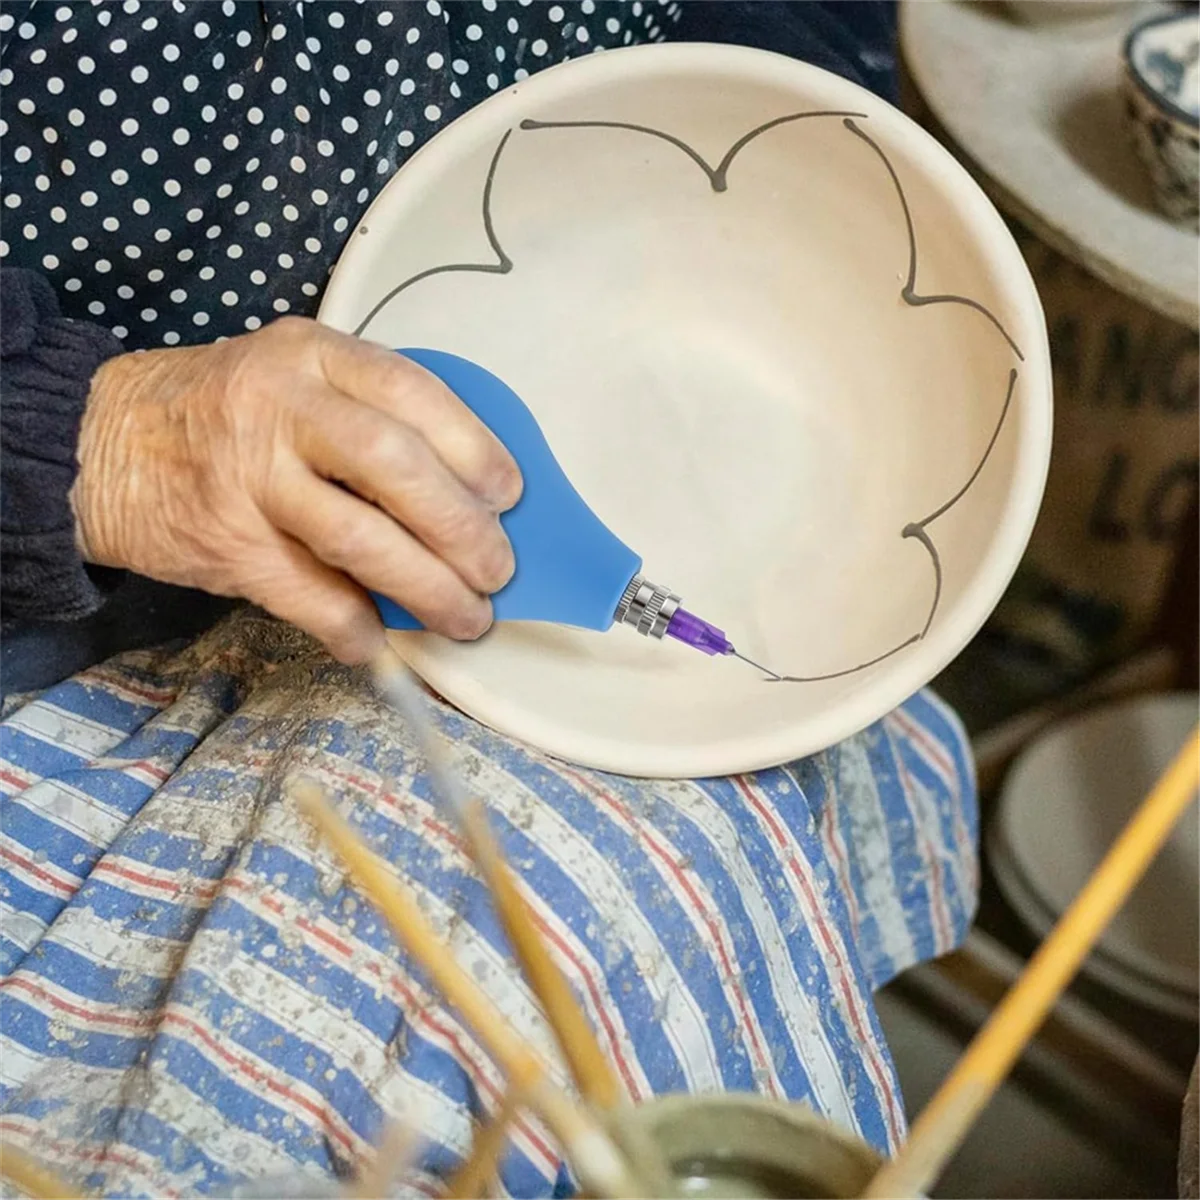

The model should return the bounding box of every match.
[0,609,977,1197]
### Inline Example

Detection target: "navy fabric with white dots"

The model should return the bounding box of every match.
[0,0,679,349]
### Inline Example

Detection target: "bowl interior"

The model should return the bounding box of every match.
[1127,14,1199,122]
[322,46,1049,775]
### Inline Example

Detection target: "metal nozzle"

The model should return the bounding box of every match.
[613,574,680,640]
[615,574,784,678]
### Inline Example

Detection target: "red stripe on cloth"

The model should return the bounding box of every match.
[0,842,76,896]
[221,875,561,1177]
[0,1117,180,1198]
[891,756,953,954]
[407,803,644,1103]
[560,765,783,1100]
[732,775,904,1148]
[160,1008,363,1161]
[4,992,364,1173]
[80,668,179,707]
[888,709,977,895]
[887,709,956,789]
[308,759,646,1102]
[92,858,220,902]
[0,765,37,794]
[1,975,154,1030]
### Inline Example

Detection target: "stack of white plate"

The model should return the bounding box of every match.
[990,693,1199,1020]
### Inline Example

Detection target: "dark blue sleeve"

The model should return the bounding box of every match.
[0,269,241,698]
[0,268,125,621]
[670,1,899,104]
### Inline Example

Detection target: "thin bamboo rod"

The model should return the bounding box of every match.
[0,1143,79,1199]
[863,727,1199,1199]
[369,649,621,1109]
[290,778,641,1199]
[445,1089,522,1199]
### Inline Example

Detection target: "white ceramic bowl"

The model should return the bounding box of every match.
[321,44,1052,777]
[1123,10,1200,226]
[990,693,1198,1019]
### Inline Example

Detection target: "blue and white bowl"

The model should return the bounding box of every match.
[1123,10,1200,226]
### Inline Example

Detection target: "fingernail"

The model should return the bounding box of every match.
[448,599,493,642]
[483,464,523,513]
[337,617,386,665]
[486,529,516,593]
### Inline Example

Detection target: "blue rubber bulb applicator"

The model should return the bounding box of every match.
[373,349,778,677]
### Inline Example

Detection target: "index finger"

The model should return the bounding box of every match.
[312,325,523,513]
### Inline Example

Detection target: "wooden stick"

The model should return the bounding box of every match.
[863,727,1199,1199]
[350,1118,419,1200]
[293,778,541,1088]
[289,778,642,1199]
[458,801,621,1110]
[445,1089,522,1199]
[371,648,621,1110]
[0,1143,78,1199]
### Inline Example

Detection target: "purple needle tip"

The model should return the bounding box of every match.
[664,608,782,679]
[664,607,732,655]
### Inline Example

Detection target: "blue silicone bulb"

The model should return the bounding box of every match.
[372,349,642,633]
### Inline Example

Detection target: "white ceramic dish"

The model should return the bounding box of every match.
[321,43,1052,777]
[990,693,1199,1019]
[1123,10,1200,226]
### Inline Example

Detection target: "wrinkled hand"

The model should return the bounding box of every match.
[71,317,522,663]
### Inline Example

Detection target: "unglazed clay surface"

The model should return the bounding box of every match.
[321,44,1052,777]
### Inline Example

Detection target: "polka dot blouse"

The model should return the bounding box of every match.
[0,0,681,350]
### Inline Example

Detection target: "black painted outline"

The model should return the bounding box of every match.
[843,118,1025,363]
[353,131,514,337]
[353,114,869,337]
[769,368,1018,682]
[353,111,1026,683]
[765,125,1023,681]
[519,111,869,192]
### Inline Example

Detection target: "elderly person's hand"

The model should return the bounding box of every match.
[70,318,522,664]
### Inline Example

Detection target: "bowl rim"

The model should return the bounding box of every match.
[322,41,1055,777]
[1122,10,1200,130]
[624,1091,884,1179]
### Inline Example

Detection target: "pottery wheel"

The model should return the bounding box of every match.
[901,0,1199,329]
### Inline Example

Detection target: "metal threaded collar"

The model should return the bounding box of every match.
[613,574,681,639]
